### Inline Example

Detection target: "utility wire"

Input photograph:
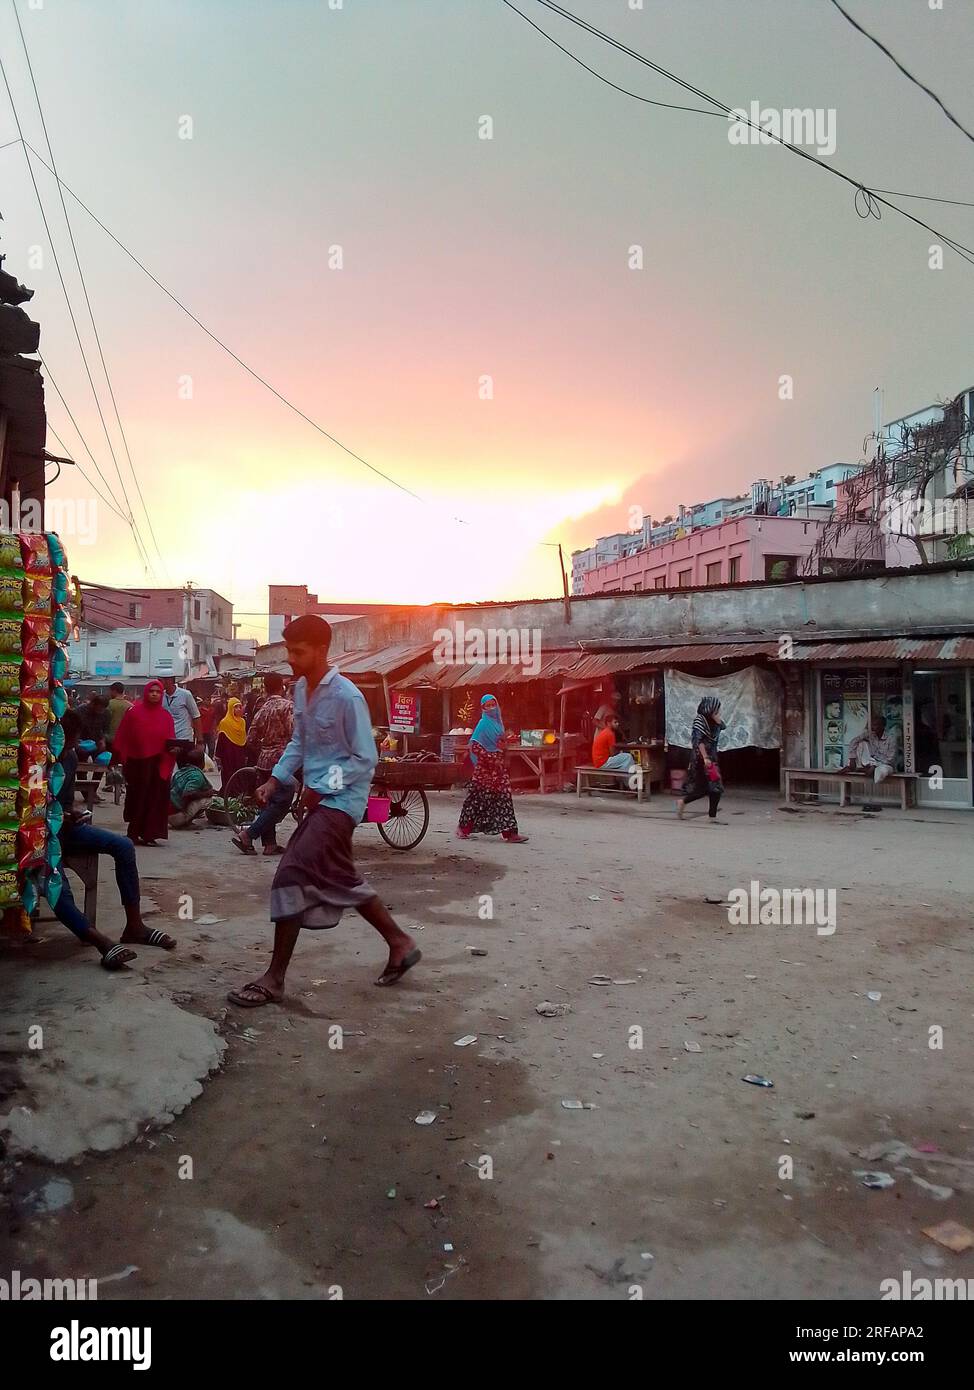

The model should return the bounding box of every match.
[0,47,155,562]
[511,0,974,267]
[40,354,138,524]
[15,147,427,506]
[10,0,167,576]
[829,0,974,149]
[501,0,725,118]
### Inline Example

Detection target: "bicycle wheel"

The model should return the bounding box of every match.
[222,766,263,828]
[376,788,429,850]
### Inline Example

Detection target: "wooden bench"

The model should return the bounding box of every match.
[58,852,100,927]
[783,767,917,811]
[576,764,648,803]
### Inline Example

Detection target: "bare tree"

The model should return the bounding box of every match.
[802,390,973,575]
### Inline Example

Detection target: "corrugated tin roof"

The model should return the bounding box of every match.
[407,651,580,689]
[791,638,974,662]
[625,641,780,665]
[334,642,433,677]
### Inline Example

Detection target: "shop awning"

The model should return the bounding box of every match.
[335,642,433,678]
[789,638,974,662]
[406,651,581,690]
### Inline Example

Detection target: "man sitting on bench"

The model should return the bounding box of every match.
[50,711,177,966]
[592,715,635,775]
[842,714,899,785]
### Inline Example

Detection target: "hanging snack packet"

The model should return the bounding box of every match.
[19,653,49,698]
[53,570,69,605]
[48,761,64,798]
[0,825,17,861]
[0,867,21,907]
[19,533,52,576]
[0,619,21,656]
[18,698,50,740]
[44,865,62,907]
[50,685,68,720]
[47,799,64,836]
[21,876,38,916]
[22,615,52,658]
[0,665,20,698]
[18,820,47,870]
[48,722,65,759]
[0,574,24,613]
[17,779,46,824]
[52,606,71,643]
[23,575,53,617]
[0,746,18,781]
[19,739,48,780]
[46,533,67,569]
[45,831,61,870]
[50,645,68,682]
[0,534,24,573]
[0,702,19,740]
[0,785,17,819]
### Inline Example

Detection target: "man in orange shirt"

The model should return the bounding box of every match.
[592,715,636,773]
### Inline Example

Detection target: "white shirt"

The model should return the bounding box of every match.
[165,686,200,741]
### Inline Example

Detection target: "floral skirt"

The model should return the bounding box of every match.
[458,750,518,834]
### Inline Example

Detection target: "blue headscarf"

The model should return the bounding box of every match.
[469,693,504,764]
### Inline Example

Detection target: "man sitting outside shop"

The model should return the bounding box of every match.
[169,747,216,827]
[842,714,899,785]
[592,714,636,774]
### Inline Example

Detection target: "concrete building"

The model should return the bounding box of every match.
[582,511,883,593]
[572,461,866,593]
[78,584,242,665]
[68,625,188,683]
[879,386,974,569]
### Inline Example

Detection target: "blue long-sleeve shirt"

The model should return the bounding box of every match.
[271,667,377,822]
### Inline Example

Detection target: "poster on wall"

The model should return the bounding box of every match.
[390,690,420,733]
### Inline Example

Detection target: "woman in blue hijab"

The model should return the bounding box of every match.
[457,694,528,843]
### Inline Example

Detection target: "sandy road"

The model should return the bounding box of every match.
[3,788,973,1299]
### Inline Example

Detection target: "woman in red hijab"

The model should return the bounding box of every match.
[112,680,176,845]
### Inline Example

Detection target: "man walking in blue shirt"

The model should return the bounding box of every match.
[227,615,420,1006]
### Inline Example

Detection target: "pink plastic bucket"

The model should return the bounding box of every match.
[367,795,391,824]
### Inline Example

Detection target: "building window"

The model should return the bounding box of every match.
[728,556,741,583]
[194,644,201,662]
[193,599,201,621]
[167,595,176,603]
[654,576,666,589]
[677,569,692,587]
[631,580,642,592]
[125,642,142,663]
[765,555,799,581]
[705,561,722,584]
[128,602,142,619]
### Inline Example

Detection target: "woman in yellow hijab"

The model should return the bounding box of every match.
[215,696,249,794]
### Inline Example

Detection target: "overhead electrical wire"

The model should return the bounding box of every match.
[0,51,155,570]
[39,354,135,523]
[504,0,974,267]
[829,0,974,149]
[12,145,427,508]
[10,0,168,576]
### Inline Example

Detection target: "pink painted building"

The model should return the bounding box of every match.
[582,512,882,593]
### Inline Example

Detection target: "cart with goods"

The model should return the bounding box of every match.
[217,752,462,851]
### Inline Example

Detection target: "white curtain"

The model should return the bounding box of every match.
[664,666,782,750]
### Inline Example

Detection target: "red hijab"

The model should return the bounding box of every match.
[112,679,176,779]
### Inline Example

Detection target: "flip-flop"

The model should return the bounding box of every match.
[128,927,176,950]
[227,982,282,1008]
[101,944,137,971]
[232,835,257,856]
[374,947,422,988]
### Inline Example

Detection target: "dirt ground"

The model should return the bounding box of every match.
[2,787,973,1300]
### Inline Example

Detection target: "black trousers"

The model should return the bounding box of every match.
[683,787,721,817]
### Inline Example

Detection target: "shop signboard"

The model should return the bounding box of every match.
[390,690,420,734]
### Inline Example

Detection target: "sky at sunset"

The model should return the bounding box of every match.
[1,0,972,640]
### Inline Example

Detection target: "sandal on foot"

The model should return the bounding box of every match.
[375,947,422,987]
[227,982,282,1008]
[133,928,177,950]
[232,834,257,855]
[101,944,137,971]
